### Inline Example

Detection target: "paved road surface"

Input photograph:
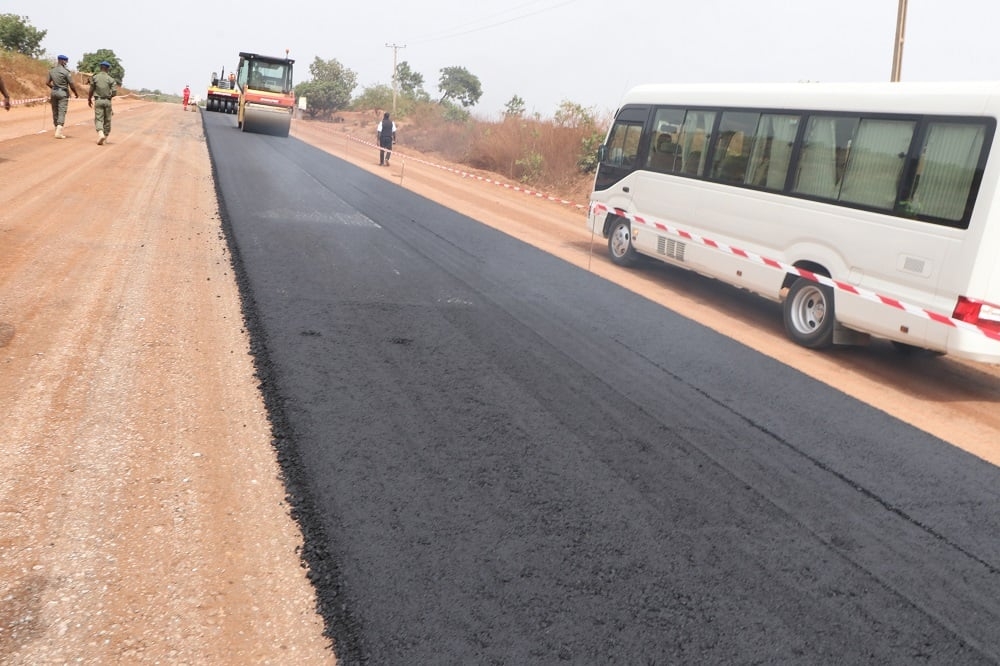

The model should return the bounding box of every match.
[204,111,1000,664]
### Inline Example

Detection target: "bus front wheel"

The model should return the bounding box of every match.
[608,219,639,267]
[783,277,835,348]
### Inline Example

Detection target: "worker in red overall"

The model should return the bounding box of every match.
[182,85,190,109]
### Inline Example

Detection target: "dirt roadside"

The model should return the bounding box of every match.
[2,100,998,665]
[1,101,333,664]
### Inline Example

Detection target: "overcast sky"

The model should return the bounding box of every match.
[6,1,1000,119]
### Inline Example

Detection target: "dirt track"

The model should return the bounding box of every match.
[1,100,999,663]
[0,100,332,664]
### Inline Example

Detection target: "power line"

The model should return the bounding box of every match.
[414,0,557,37]
[409,0,578,44]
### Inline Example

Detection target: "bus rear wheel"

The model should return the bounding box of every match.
[608,218,639,267]
[783,277,835,348]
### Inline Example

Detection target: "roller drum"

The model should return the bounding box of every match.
[241,103,292,137]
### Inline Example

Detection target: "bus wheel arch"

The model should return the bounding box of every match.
[782,263,835,349]
[606,215,640,267]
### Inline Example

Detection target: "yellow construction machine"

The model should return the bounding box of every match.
[235,51,295,137]
[206,67,239,114]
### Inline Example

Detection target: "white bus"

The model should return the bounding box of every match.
[588,82,1000,363]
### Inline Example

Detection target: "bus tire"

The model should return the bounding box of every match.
[608,218,639,267]
[783,277,835,348]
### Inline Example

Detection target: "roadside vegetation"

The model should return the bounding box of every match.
[299,56,606,203]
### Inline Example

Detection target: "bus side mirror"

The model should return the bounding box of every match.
[597,144,607,162]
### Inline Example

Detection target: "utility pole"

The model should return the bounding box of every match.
[891,0,907,82]
[385,42,406,114]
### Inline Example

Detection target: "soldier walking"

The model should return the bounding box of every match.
[46,55,80,139]
[0,73,11,111]
[88,61,117,145]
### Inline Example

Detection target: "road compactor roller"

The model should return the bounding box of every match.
[236,51,295,137]
[206,67,239,113]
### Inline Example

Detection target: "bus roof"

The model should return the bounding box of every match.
[620,81,1000,116]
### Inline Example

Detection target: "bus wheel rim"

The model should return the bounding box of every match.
[791,284,826,332]
[611,225,630,257]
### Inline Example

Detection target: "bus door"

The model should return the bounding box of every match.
[594,105,650,192]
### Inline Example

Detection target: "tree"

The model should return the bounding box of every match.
[0,14,46,57]
[352,84,393,113]
[394,61,427,101]
[295,56,357,118]
[437,66,482,108]
[308,56,356,86]
[78,50,125,85]
[294,81,343,120]
[553,99,595,128]
[440,100,470,123]
[503,95,525,119]
[551,99,605,174]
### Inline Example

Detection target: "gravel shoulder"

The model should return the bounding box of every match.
[0,101,333,664]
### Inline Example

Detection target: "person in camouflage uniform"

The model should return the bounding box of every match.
[1,73,11,111]
[46,55,80,139]
[88,61,117,145]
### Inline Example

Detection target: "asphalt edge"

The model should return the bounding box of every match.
[200,111,367,665]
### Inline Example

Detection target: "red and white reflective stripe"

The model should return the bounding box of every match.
[345,134,588,210]
[592,202,1000,343]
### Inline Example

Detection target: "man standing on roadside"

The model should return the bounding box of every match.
[0,74,11,110]
[88,61,116,145]
[182,84,190,110]
[376,111,396,166]
[47,55,79,139]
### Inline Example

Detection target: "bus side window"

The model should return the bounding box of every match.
[900,121,987,226]
[746,114,799,190]
[676,111,716,177]
[647,108,685,173]
[839,118,915,210]
[711,111,759,183]
[794,116,859,199]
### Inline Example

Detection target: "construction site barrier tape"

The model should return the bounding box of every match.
[591,202,1000,343]
[6,92,157,107]
[344,134,589,211]
[8,96,49,107]
[4,94,152,137]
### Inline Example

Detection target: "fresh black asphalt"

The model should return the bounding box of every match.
[202,111,1000,665]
